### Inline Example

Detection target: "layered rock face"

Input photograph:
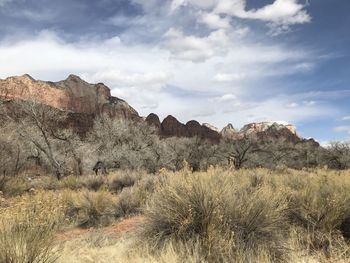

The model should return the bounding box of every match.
[0,74,139,120]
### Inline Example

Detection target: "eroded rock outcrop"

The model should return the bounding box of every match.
[240,122,297,136]
[145,114,222,143]
[203,123,219,133]
[220,123,239,139]
[0,74,139,120]
[161,115,188,137]
[219,121,318,146]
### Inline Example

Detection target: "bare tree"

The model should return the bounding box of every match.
[219,136,260,169]
[321,142,350,169]
[87,117,160,172]
[5,100,83,179]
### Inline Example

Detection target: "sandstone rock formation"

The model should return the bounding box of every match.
[186,120,221,143]
[145,113,221,143]
[145,113,162,132]
[240,122,297,136]
[202,123,219,133]
[219,121,318,146]
[0,74,139,120]
[220,123,239,139]
[161,115,188,137]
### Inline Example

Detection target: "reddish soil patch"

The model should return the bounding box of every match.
[106,215,144,235]
[56,216,145,242]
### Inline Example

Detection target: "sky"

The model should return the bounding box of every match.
[0,0,349,143]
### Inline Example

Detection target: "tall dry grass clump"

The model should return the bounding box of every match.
[64,190,117,228]
[0,191,66,263]
[281,170,350,258]
[139,168,290,263]
[107,171,142,193]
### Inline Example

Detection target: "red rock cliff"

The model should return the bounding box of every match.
[0,74,139,119]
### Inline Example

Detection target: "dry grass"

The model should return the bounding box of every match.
[58,232,205,263]
[140,168,290,262]
[63,190,117,228]
[1,168,349,263]
[0,191,66,263]
[107,171,142,193]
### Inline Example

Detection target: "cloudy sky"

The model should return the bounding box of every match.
[0,0,349,142]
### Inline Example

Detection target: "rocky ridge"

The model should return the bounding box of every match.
[0,74,318,145]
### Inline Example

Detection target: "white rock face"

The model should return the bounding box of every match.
[240,122,297,135]
[220,123,240,139]
[219,121,299,139]
[203,123,219,132]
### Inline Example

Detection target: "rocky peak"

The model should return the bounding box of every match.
[220,123,238,139]
[144,114,221,143]
[21,74,35,81]
[185,120,203,137]
[146,113,161,132]
[161,115,188,137]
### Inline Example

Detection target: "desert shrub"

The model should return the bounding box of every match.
[81,175,106,191]
[108,172,141,193]
[1,176,31,197]
[64,190,117,228]
[0,191,65,263]
[139,170,290,262]
[285,172,350,253]
[114,188,140,218]
[59,176,83,190]
[114,175,158,218]
[222,186,289,262]
[31,176,60,191]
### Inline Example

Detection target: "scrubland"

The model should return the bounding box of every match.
[0,167,349,263]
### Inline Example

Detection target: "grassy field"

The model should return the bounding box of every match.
[1,167,349,263]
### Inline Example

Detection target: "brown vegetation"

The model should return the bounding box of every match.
[0,168,349,263]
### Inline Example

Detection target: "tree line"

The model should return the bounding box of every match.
[1,101,350,179]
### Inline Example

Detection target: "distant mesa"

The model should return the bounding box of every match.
[0,74,318,145]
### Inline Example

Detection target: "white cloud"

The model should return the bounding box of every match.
[162,28,230,62]
[0,22,329,131]
[212,93,238,102]
[169,0,310,35]
[214,73,246,82]
[215,0,310,23]
[287,102,299,108]
[302,100,316,106]
[83,70,172,91]
[214,0,310,35]
[198,11,231,29]
[342,116,350,121]
[171,0,217,11]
